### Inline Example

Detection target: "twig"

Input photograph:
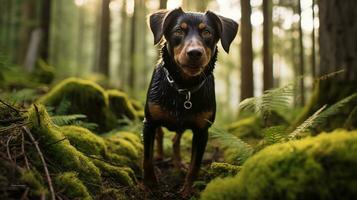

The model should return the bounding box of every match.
[22,126,55,200]
[0,116,26,124]
[0,122,31,133]
[34,104,41,126]
[21,132,30,170]
[21,187,29,200]
[6,135,13,163]
[44,137,67,149]
[0,99,26,113]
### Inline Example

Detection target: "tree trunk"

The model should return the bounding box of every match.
[118,0,128,89]
[40,0,51,62]
[297,0,305,105]
[18,0,36,65]
[240,0,254,101]
[293,0,357,131]
[311,0,316,79]
[159,0,167,9]
[263,0,273,91]
[128,0,137,90]
[98,0,111,77]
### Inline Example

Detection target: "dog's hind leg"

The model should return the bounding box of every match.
[143,122,158,187]
[155,127,164,161]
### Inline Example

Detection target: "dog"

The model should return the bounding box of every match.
[143,7,238,196]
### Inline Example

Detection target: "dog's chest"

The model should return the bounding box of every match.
[146,69,216,130]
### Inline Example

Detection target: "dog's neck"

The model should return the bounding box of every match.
[160,44,217,88]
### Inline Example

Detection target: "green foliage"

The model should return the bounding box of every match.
[227,116,262,139]
[262,125,287,145]
[209,125,253,165]
[201,130,357,200]
[51,114,87,126]
[238,83,293,121]
[55,172,92,200]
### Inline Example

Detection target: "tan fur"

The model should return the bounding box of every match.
[198,23,206,29]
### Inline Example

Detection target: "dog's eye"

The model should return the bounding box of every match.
[174,29,185,37]
[202,30,212,38]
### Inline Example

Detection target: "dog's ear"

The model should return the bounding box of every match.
[205,11,239,53]
[149,7,184,45]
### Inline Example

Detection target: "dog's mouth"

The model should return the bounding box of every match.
[181,65,203,76]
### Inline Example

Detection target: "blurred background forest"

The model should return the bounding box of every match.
[0,0,329,125]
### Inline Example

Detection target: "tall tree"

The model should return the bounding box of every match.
[240,0,254,101]
[18,0,36,64]
[159,0,167,9]
[294,0,357,127]
[297,0,305,105]
[40,0,51,62]
[311,0,316,79]
[128,0,137,90]
[118,0,128,89]
[263,0,273,91]
[98,0,111,76]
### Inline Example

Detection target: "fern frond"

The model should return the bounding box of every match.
[209,124,253,164]
[55,99,71,115]
[262,125,287,144]
[238,83,294,118]
[311,93,357,128]
[289,105,327,139]
[51,114,87,126]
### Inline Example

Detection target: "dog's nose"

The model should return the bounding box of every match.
[187,49,203,60]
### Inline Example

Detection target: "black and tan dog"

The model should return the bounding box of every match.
[144,7,238,196]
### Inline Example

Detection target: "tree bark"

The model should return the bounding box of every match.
[128,0,137,90]
[311,0,316,79]
[159,0,167,9]
[98,0,111,77]
[240,0,254,101]
[40,0,51,62]
[263,0,273,91]
[297,0,305,105]
[118,0,128,89]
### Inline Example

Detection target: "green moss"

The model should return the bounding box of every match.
[106,137,139,160]
[130,99,143,111]
[97,188,127,200]
[55,172,92,200]
[202,130,357,200]
[109,131,143,152]
[21,170,48,196]
[38,78,116,132]
[27,105,102,189]
[92,160,135,186]
[60,125,107,156]
[209,162,241,178]
[227,116,262,139]
[107,89,137,120]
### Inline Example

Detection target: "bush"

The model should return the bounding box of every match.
[201,129,357,200]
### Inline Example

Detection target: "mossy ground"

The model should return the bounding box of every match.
[201,130,357,200]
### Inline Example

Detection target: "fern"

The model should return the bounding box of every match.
[289,93,357,139]
[117,117,143,134]
[55,98,72,115]
[262,125,287,144]
[4,88,38,103]
[51,114,87,126]
[239,83,294,119]
[209,124,253,164]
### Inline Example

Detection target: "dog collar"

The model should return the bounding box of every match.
[161,62,211,110]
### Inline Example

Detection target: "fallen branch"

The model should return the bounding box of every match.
[22,126,55,200]
[0,99,26,113]
[0,122,31,133]
[6,135,14,163]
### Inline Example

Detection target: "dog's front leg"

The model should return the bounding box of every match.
[180,128,208,197]
[143,121,158,187]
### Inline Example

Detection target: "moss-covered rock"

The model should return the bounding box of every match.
[27,104,102,189]
[55,172,92,200]
[209,162,241,178]
[38,78,116,132]
[60,125,107,156]
[106,137,139,160]
[201,130,357,200]
[107,90,137,120]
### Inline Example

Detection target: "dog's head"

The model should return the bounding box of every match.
[149,7,238,77]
